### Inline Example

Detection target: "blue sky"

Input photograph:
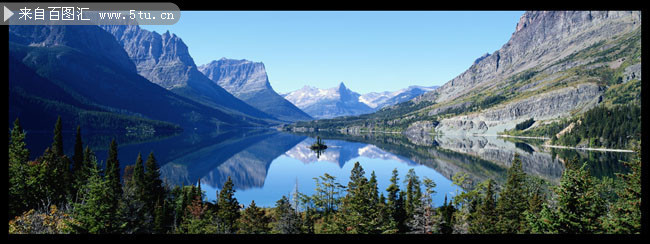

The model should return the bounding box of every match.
[142,11,524,94]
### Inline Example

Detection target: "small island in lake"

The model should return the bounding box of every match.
[309,136,328,158]
[309,136,328,150]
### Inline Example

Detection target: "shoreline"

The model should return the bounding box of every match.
[289,129,636,153]
[542,144,634,153]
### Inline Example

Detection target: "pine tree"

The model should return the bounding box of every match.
[72,147,96,198]
[333,162,379,234]
[470,180,498,234]
[42,117,74,206]
[273,196,302,234]
[368,171,380,208]
[51,116,64,157]
[71,126,86,199]
[540,162,606,233]
[604,147,641,233]
[495,153,528,233]
[9,118,30,219]
[144,152,166,215]
[152,200,167,234]
[238,200,271,234]
[215,176,240,233]
[523,180,546,234]
[132,153,146,202]
[70,154,116,234]
[119,163,151,234]
[404,168,423,222]
[178,192,211,234]
[72,126,83,176]
[376,193,398,234]
[37,147,71,208]
[347,161,366,193]
[385,168,407,233]
[105,139,122,197]
[312,173,344,215]
[9,118,30,165]
[103,139,122,233]
[408,177,437,234]
[438,195,456,234]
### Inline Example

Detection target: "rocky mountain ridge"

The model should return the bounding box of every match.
[100,25,278,122]
[406,11,642,135]
[289,11,641,141]
[418,11,641,104]
[8,25,269,131]
[198,58,312,122]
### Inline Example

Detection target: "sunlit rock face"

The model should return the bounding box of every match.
[436,83,603,135]
[199,58,312,122]
[101,25,275,122]
[419,11,640,104]
[412,11,641,135]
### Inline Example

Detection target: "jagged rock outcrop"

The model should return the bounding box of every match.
[100,25,277,122]
[437,83,602,134]
[623,63,641,83]
[198,58,312,122]
[404,121,436,146]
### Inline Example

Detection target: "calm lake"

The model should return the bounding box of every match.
[23,128,633,208]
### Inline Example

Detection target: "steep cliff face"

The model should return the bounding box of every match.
[199,58,271,97]
[421,11,640,104]
[437,83,603,134]
[412,11,641,135]
[100,25,277,122]
[199,58,312,122]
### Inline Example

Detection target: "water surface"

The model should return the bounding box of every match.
[23,128,632,207]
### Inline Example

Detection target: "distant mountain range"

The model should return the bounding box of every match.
[282,83,438,119]
[9,24,441,133]
[198,58,312,122]
[290,11,641,143]
[359,85,439,109]
[282,82,373,119]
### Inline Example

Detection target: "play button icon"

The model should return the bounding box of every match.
[4,6,13,22]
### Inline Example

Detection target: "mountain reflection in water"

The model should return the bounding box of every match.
[23,128,631,207]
